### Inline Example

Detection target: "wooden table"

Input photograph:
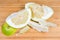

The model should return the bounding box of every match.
[0,0,60,40]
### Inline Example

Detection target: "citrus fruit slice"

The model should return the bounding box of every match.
[6,9,31,28]
[25,2,54,21]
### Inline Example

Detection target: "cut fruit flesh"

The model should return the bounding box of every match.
[28,21,48,32]
[1,2,57,36]
[41,5,54,20]
[39,19,57,27]
[25,3,56,32]
[16,26,30,36]
[6,9,31,28]
[19,26,30,34]
[25,2,54,21]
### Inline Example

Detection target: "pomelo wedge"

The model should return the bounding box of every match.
[6,9,31,28]
[25,2,54,21]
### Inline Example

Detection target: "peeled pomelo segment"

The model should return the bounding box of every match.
[16,26,30,36]
[41,5,54,20]
[19,26,30,34]
[39,19,57,27]
[46,22,57,27]
[6,9,31,28]
[40,25,48,32]
[28,21,48,32]
[39,19,48,25]
[25,2,44,21]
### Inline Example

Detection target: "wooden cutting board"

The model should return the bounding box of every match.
[0,0,60,40]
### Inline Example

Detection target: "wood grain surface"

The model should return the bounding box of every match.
[0,0,60,40]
